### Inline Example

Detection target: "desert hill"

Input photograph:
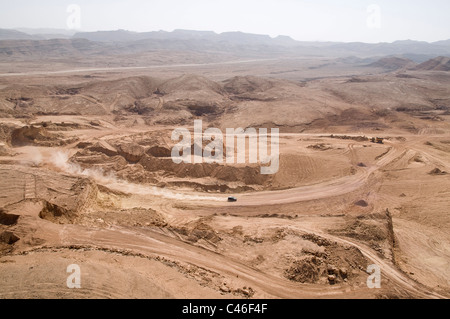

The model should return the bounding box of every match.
[368,57,416,70]
[83,76,160,98]
[414,56,450,71]
[223,76,295,94]
[158,74,225,96]
[1,71,449,130]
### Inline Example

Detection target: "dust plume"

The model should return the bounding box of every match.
[49,150,225,202]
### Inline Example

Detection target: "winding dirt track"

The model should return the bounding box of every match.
[57,224,334,299]
[51,220,443,299]
[56,137,445,298]
[99,136,404,207]
[3,134,446,299]
[227,140,403,206]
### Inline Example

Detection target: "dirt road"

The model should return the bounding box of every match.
[0,58,280,78]
[2,130,448,299]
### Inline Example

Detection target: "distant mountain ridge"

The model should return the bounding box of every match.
[72,29,300,48]
[1,28,450,60]
[0,29,42,40]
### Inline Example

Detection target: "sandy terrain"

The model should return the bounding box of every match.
[0,56,449,299]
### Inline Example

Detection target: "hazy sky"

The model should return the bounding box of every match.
[1,0,449,43]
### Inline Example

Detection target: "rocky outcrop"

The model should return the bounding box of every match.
[88,140,118,157]
[0,231,20,244]
[146,145,172,158]
[117,143,145,163]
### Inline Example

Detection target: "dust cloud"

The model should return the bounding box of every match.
[48,150,225,202]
